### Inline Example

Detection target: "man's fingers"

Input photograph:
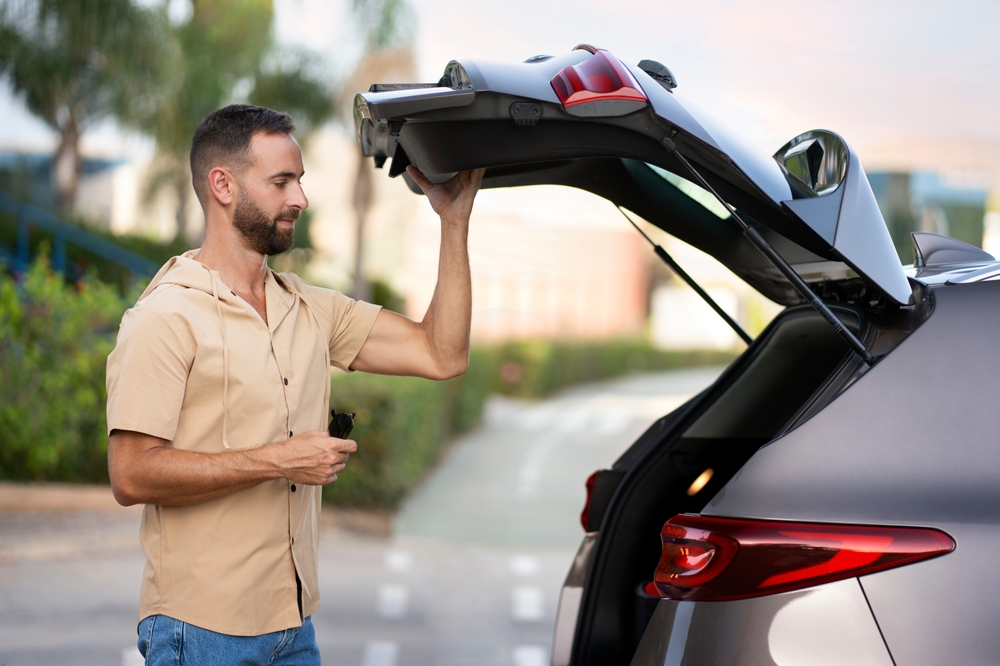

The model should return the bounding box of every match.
[326,438,357,454]
[405,165,433,193]
[469,167,486,189]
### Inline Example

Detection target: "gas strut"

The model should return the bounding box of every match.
[661,137,875,366]
[618,206,753,345]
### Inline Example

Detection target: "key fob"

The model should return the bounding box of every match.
[328,409,355,439]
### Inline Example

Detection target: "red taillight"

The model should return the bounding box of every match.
[580,470,600,531]
[653,514,955,601]
[551,48,647,109]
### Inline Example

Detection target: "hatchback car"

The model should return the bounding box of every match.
[354,45,1000,666]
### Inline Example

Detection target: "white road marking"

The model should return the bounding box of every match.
[383,548,412,572]
[362,640,400,666]
[512,644,549,666]
[509,555,540,576]
[376,583,409,619]
[511,585,544,621]
[514,438,559,498]
[121,646,144,666]
[516,405,560,431]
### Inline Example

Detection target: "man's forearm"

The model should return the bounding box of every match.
[348,167,482,379]
[108,429,354,507]
[111,440,282,506]
[420,219,472,377]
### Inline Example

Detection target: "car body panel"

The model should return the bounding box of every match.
[703,282,1000,525]
[691,280,1000,664]
[553,533,599,666]
[860,523,1000,666]
[631,579,893,666]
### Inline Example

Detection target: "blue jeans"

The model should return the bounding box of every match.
[137,614,321,666]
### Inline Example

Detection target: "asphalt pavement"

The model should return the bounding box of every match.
[0,367,723,666]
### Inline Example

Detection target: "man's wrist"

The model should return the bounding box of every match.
[440,214,471,232]
[242,443,285,481]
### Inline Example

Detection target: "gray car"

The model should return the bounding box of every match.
[354,45,1000,666]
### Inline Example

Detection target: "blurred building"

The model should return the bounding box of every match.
[0,149,194,241]
[868,169,990,263]
[407,197,649,342]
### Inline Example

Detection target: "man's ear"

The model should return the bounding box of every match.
[208,167,236,206]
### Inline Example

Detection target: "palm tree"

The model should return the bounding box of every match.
[0,0,174,216]
[345,0,415,302]
[142,0,334,242]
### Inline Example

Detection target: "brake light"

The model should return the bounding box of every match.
[580,471,600,531]
[551,49,648,109]
[653,514,955,601]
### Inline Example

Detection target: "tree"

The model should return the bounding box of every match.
[0,0,174,216]
[142,0,334,243]
[344,0,415,302]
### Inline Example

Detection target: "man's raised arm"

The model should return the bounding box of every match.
[349,167,485,380]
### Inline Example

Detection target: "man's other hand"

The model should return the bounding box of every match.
[270,430,357,485]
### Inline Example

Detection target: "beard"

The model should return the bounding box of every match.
[232,191,297,256]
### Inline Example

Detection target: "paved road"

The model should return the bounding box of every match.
[0,368,722,666]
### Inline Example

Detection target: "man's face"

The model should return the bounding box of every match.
[232,189,296,255]
[232,132,308,256]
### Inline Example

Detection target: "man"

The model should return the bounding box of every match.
[106,104,484,665]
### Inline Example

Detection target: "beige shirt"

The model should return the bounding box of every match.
[106,252,380,636]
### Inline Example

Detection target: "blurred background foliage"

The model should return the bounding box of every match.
[0,0,174,216]
[0,0,337,242]
[0,0,412,302]
[139,0,335,243]
[0,252,133,482]
[0,255,733,492]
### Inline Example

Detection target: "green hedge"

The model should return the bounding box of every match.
[324,342,736,508]
[0,255,133,481]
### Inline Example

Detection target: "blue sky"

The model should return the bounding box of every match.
[3,0,999,159]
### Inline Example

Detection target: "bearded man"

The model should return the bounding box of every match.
[105,104,484,665]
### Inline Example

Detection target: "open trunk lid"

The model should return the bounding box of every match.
[354,47,912,306]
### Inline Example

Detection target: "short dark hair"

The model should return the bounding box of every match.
[189,104,295,204]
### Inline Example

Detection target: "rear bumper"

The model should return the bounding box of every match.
[631,578,893,666]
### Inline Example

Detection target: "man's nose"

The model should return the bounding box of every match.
[289,183,308,211]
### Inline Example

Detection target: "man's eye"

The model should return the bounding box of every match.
[275,181,287,188]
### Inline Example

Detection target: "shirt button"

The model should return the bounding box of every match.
[291,484,297,492]
[284,378,288,385]
[291,537,295,545]
[289,431,293,437]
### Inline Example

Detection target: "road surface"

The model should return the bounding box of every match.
[0,367,723,666]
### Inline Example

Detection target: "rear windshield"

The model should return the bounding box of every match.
[646,164,731,220]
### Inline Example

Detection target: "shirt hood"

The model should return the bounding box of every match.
[137,250,219,302]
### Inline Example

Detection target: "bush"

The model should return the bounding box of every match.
[324,341,736,508]
[0,254,132,481]
[490,339,735,399]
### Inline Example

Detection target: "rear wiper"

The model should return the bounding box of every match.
[660,137,874,366]
[618,206,752,346]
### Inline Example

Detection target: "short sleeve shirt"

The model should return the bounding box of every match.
[106,254,381,636]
